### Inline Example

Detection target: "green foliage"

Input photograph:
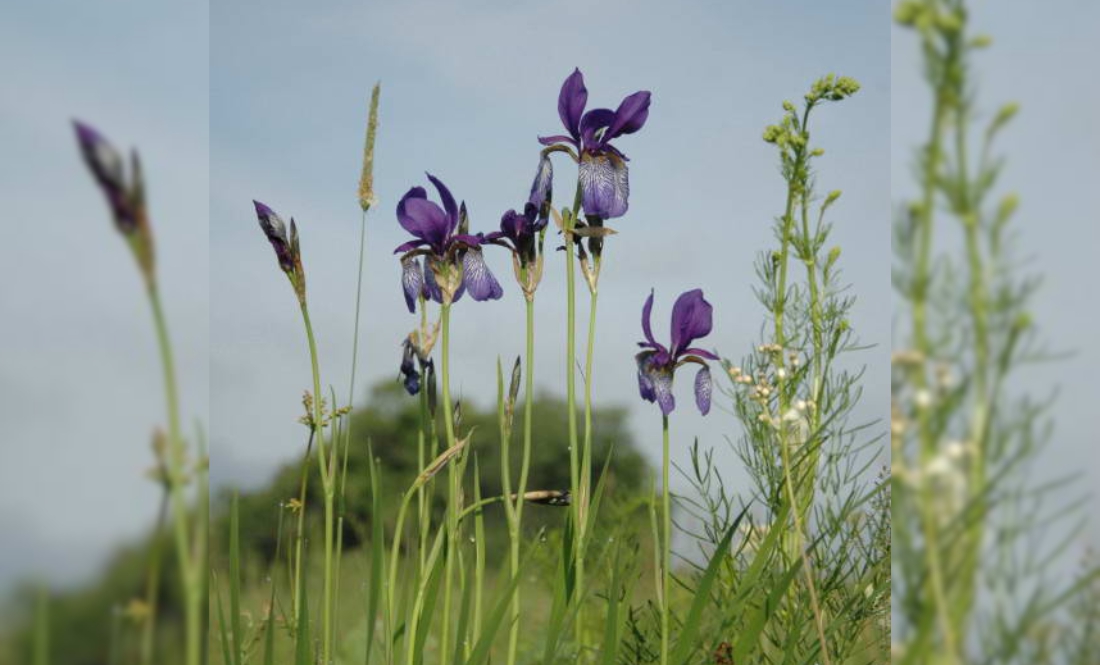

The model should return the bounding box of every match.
[217,381,648,569]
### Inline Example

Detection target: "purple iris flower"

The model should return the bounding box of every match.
[399,337,434,396]
[73,120,145,236]
[484,202,545,267]
[538,68,651,220]
[395,173,502,311]
[636,289,719,416]
[253,200,299,275]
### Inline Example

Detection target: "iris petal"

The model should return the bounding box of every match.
[558,68,588,141]
[636,351,657,403]
[401,256,424,313]
[253,200,294,272]
[396,186,428,235]
[579,152,629,219]
[528,154,554,212]
[641,290,657,347]
[402,198,451,251]
[694,365,712,415]
[426,173,459,233]
[607,91,652,139]
[669,289,714,356]
[461,249,503,301]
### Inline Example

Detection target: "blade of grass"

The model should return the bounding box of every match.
[462,536,542,665]
[366,440,383,664]
[229,492,243,665]
[669,514,744,665]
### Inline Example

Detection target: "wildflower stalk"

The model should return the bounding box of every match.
[439,301,458,662]
[563,183,585,644]
[501,294,537,665]
[659,413,671,665]
[909,23,958,658]
[295,300,336,665]
[146,285,202,665]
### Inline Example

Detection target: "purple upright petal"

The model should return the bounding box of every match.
[393,239,428,254]
[607,91,652,139]
[461,248,503,301]
[402,198,451,250]
[669,289,714,357]
[426,173,459,232]
[579,152,629,219]
[401,256,424,313]
[396,186,428,235]
[694,365,713,415]
[558,68,588,140]
[641,290,658,347]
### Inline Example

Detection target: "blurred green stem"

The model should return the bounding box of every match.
[147,286,200,665]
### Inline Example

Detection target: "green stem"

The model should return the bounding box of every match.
[580,271,599,545]
[297,301,334,665]
[910,55,959,661]
[147,287,199,665]
[505,297,537,665]
[139,491,168,665]
[564,184,584,645]
[660,414,671,665]
[440,303,458,662]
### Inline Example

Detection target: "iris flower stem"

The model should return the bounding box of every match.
[297,300,335,665]
[440,302,458,663]
[660,414,671,665]
[291,431,314,625]
[505,296,537,665]
[564,184,585,646]
[139,490,168,665]
[580,261,599,555]
[417,303,430,579]
[146,286,200,665]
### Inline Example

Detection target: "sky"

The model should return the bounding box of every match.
[4,0,1094,598]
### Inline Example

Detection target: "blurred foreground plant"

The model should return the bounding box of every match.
[73,122,208,665]
[891,1,1100,662]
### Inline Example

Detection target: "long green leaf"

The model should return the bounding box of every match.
[463,538,541,665]
[669,515,743,665]
[366,441,384,664]
[229,493,243,665]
